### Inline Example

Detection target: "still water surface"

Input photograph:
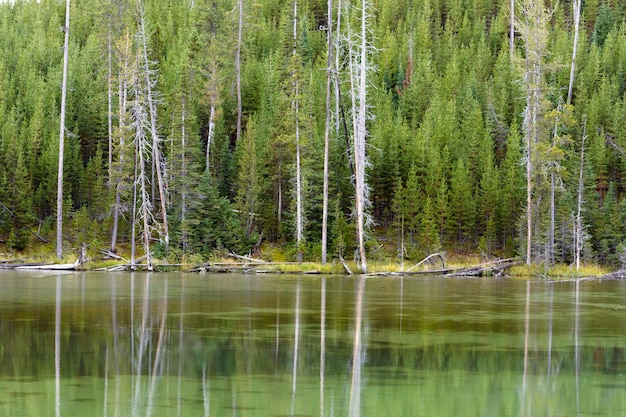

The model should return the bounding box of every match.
[1,271,626,417]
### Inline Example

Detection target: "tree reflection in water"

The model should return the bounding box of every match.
[2,273,626,417]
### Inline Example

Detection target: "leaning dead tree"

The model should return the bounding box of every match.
[567,0,582,104]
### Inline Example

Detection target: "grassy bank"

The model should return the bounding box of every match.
[0,243,616,279]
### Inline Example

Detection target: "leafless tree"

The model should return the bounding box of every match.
[321,0,334,265]
[137,2,169,251]
[567,0,581,104]
[56,0,71,259]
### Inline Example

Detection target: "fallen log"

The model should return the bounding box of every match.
[228,252,266,263]
[599,270,626,280]
[100,250,129,262]
[15,262,78,271]
[446,260,522,278]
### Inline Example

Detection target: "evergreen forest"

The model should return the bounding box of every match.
[2,0,626,270]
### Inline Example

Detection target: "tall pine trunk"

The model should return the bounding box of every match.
[293,0,303,264]
[236,0,243,144]
[575,122,586,271]
[107,0,113,185]
[56,0,71,259]
[321,0,333,265]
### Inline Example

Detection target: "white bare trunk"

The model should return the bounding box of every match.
[138,127,153,271]
[205,104,215,173]
[293,0,303,264]
[56,0,71,259]
[107,0,113,185]
[321,0,333,265]
[111,34,131,253]
[236,0,243,143]
[520,0,550,265]
[138,3,169,252]
[353,0,369,273]
[181,98,188,253]
[575,122,586,271]
[130,138,138,268]
[567,0,581,104]
[132,58,153,271]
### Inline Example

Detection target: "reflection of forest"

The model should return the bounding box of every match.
[1,273,626,416]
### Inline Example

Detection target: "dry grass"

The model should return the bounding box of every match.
[509,263,611,279]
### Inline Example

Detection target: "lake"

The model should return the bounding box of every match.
[0,271,625,417]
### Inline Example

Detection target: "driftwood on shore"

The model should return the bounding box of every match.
[365,257,521,278]
[185,261,321,275]
[599,270,626,280]
[446,258,522,278]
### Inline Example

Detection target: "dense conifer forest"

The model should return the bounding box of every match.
[1,0,626,269]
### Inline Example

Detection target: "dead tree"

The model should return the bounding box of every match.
[56,0,71,259]
[321,0,334,265]
[137,2,169,252]
[567,0,582,104]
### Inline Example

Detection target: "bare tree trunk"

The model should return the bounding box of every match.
[205,104,215,173]
[321,0,333,265]
[132,67,153,271]
[567,0,581,104]
[549,105,561,266]
[236,0,243,144]
[181,98,188,254]
[138,3,169,252]
[137,128,153,272]
[352,0,369,273]
[56,0,71,260]
[575,121,586,271]
[520,0,550,265]
[131,132,138,268]
[334,0,342,140]
[111,33,131,253]
[107,0,113,185]
[293,0,303,264]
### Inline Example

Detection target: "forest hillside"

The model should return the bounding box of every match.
[1,0,626,270]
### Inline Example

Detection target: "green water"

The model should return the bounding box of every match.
[1,271,626,417]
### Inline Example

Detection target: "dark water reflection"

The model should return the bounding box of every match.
[1,272,626,417]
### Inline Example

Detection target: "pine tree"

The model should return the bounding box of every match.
[235,116,261,239]
[450,158,475,252]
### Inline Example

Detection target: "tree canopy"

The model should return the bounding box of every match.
[2,0,626,267]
